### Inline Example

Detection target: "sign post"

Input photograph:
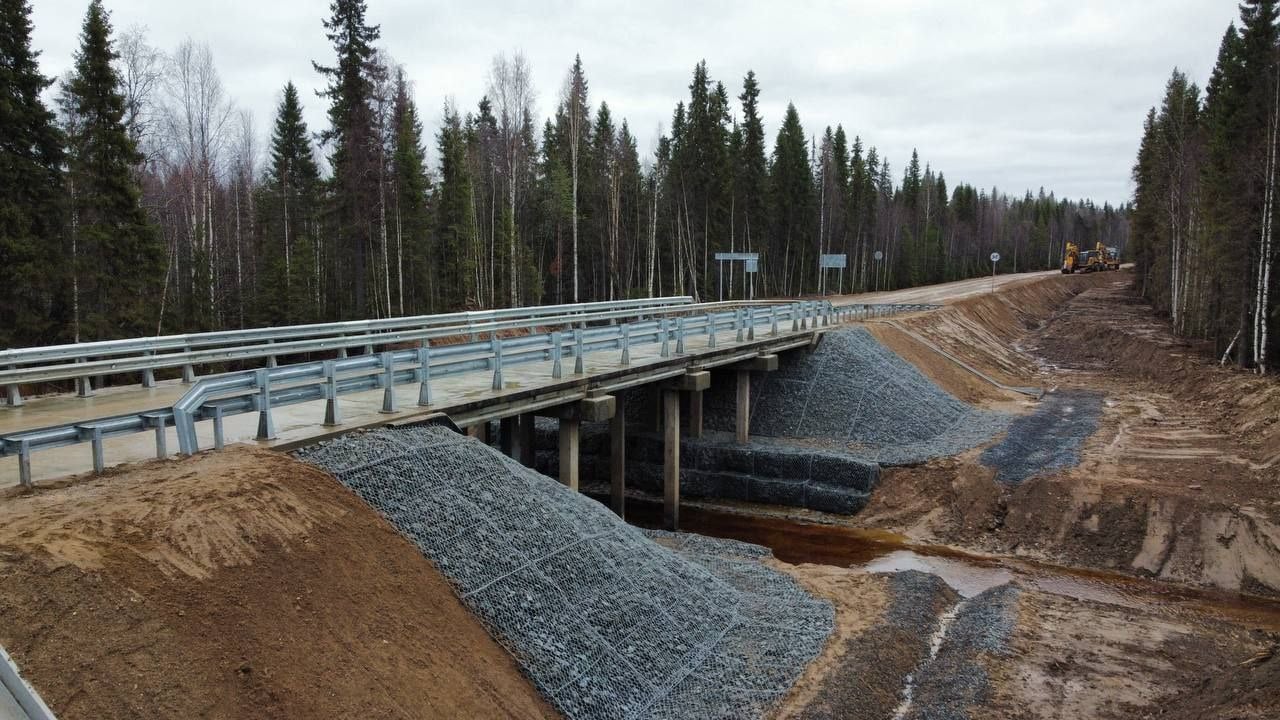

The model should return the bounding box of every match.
[873,250,884,292]
[714,252,760,301]
[989,251,1001,294]
[818,254,847,296]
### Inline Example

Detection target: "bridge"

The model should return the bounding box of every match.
[0,294,945,528]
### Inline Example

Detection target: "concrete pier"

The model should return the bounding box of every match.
[610,395,626,518]
[663,389,680,530]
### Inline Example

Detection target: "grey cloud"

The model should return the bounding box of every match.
[30,0,1239,205]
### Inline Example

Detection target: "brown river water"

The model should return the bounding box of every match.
[624,498,1280,632]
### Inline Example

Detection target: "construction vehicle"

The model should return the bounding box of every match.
[1061,242,1079,273]
[1062,242,1120,273]
[1102,244,1121,270]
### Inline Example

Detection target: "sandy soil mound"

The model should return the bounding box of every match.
[0,448,555,719]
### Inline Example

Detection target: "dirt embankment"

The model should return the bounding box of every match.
[0,449,556,720]
[857,272,1280,596]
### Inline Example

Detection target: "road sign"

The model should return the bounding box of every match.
[990,252,1001,263]
[715,252,759,301]
[874,250,884,261]
[819,254,847,269]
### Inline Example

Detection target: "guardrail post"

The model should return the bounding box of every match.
[676,317,686,354]
[620,324,631,366]
[266,339,278,368]
[5,366,21,406]
[182,358,196,384]
[747,308,756,341]
[791,303,800,332]
[660,318,670,358]
[212,406,225,450]
[735,309,744,342]
[142,351,156,388]
[18,439,32,488]
[337,345,348,359]
[416,346,432,407]
[771,307,779,337]
[149,416,167,458]
[255,369,275,440]
[175,408,197,456]
[551,332,563,379]
[79,426,104,474]
[380,352,398,414]
[574,329,584,374]
[75,358,93,398]
[491,336,504,390]
[707,313,717,348]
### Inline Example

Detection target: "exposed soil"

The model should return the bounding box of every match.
[0,448,556,720]
[856,272,1280,597]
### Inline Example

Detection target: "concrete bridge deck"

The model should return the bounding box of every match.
[1,316,804,499]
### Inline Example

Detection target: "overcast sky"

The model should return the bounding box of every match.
[30,0,1237,205]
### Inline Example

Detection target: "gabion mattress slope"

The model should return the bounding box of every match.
[296,425,833,720]
[706,327,1010,465]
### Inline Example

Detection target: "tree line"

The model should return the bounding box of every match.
[1131,0,1278,373]
[0,0,1127,349]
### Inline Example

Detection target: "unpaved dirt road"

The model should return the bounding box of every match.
[831,269,1062,306]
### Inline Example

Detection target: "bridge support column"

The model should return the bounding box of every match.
[663,389,680,530]
[558,418,579,491]
[610,394,626,518]
[518,412,536,466]
[500,416,518,458]
[732,354,777,445]
[689,388,704,439]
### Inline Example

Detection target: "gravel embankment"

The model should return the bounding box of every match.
[979,389,1103,484]
[297,425,833,720]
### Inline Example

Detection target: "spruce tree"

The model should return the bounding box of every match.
[60,0,161,341]
[261,81,321,323]
[436,103,478,309]
[735,71,768,257]
[314,0,380,317]
[0,0,65,347]
[391,70,431,313]
[769,103,814,294]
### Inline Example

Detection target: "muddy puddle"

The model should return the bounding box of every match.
[623,498,1280,632]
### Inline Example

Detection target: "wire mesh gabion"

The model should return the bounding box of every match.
[295,424,833,720]
[703,327,1012,465]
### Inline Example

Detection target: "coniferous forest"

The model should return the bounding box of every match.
[1,0,1129,349]
[1131,0,1279,373]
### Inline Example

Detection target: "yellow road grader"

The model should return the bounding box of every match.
[1062,242,1120,273]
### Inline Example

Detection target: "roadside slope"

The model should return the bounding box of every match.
[0,448,556,720]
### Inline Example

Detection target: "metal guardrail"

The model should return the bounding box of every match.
[1,302,940,487]
[0,296,695,405]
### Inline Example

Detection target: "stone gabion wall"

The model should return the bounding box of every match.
[296,425,833,720]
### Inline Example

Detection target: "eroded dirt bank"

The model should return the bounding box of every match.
[854,272,1280,598]
[0,449,556,719]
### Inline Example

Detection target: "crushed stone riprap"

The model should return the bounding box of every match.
[296,425,834,720]
[901,583,1020,720]
[979,389,1104,485]
[701,327,1011,466]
